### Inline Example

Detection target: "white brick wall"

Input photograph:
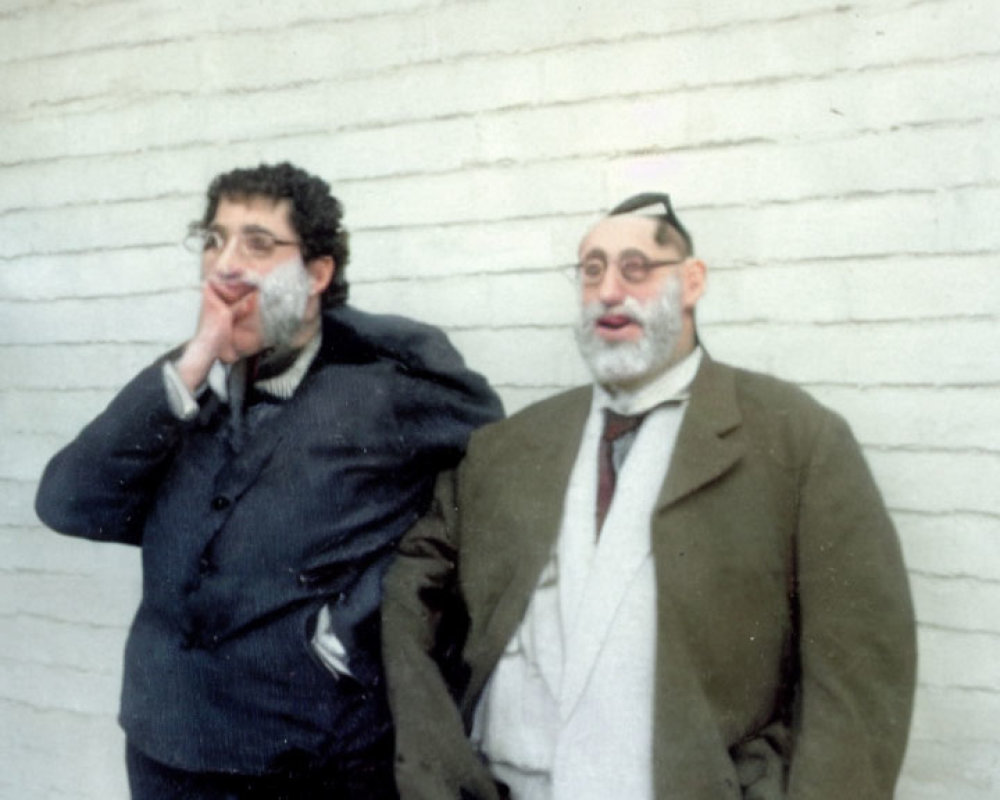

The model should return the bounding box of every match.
[1,0,997,797]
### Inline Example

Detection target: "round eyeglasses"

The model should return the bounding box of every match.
[575,253,685,285]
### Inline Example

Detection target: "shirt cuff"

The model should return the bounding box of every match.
[311,603,355,680]
[162,360,201,421]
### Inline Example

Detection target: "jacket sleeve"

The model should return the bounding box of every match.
[34,361,188,546]
[382,468,503,800]
[382,318,504,470]
[326,305,504,468]
[788,411,917,799]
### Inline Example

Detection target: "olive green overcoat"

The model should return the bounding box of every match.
[382,357,916,800]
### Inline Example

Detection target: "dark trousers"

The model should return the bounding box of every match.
[126,740,398,800]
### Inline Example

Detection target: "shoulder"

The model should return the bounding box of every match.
[466,386,590,452]
[696,358,829,415]
[723,361,825,416]
[314,304,503,427]
[697,358,854,464]
[318,305,460,371]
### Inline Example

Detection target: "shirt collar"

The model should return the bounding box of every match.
[254,333,322,400]
[594,346,703,416]
[207,331,323,404]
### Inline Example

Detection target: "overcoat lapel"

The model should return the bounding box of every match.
[466,387,593,699]
[651,358,748,797]
[657,358,744,513]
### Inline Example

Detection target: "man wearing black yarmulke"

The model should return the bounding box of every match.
[383,193,915,800]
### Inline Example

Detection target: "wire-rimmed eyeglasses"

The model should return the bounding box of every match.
[573,252,685,285]
[183,225,301,261]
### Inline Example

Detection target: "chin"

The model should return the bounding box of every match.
[231,335,265,361]
[583,340,649,383]
[578,329,680,389]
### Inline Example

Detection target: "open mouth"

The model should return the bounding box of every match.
[596,314,642,339]
[596,314,642,333]
[598,314,636,329]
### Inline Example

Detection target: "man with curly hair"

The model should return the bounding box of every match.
[35,162,503,798]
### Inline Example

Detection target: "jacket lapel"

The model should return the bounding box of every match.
[650,358,748,796]
[211,362,295,510]
[657,358,744,513]
[465,387,593,704]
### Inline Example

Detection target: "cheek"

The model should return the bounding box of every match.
[231,293,260,323]
[252,255,297,279]
[632,279,669,306]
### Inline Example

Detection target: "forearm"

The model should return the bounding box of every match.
[34,360,187,545]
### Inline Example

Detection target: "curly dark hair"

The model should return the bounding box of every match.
[201,162,351,307]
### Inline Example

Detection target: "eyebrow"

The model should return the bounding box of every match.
[617,247,648,259]
[208,222,279,236]
[580,246,651,261]
[580,247,608,262]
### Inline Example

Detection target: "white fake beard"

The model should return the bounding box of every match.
[574,275,684,388]
[256,256,312,350]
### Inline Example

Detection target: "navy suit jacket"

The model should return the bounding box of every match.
[35,305,503,775]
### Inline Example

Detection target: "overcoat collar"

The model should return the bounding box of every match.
[516,356,745,520]
[468,358,746,705]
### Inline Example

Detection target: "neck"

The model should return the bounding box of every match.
[599,346,702,416]
[292,302,322,347]
[255,317,321,380]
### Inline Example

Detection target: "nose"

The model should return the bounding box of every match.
[595,263,627,307]
[207,235,245,279]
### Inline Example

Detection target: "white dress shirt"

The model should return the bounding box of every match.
[473,349,702,799]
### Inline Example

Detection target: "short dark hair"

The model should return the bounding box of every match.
[201,162,351,307]
[609,192,694,257]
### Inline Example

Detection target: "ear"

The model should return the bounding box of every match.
[305,256,335,296]
[680,258,706,310]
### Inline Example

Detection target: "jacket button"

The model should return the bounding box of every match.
[199,556,214,575]
[211,496,230,510]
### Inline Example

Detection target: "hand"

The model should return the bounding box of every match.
[174,278,258,392]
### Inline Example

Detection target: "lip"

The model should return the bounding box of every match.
[595,313,642,341]
[208,275,259,304]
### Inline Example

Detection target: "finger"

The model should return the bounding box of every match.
[230,291,259,323]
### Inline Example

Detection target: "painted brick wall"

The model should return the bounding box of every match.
[1,0,997,797]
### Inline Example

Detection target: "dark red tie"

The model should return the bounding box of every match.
[596,409,647,536]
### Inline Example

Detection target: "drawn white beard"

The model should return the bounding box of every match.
[574,274,684,388]
[256,256,312,350]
